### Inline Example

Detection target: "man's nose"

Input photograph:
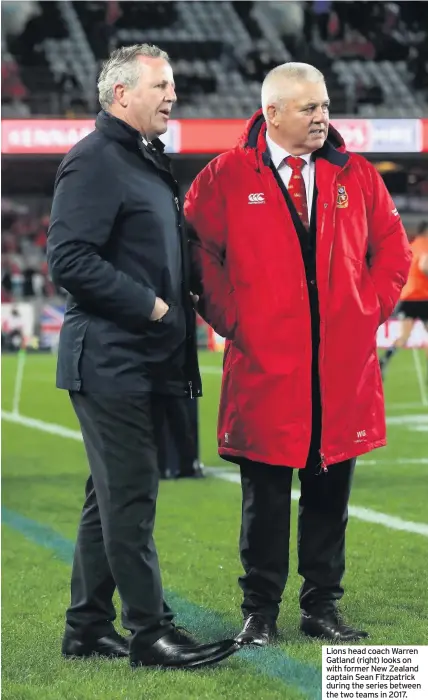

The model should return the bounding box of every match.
[312,106,327,122]
[166,85,177,103]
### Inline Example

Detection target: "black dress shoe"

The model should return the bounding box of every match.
[130,628,239,669]
[301,610,369,641]
[175,462,205,479]
[235,613,278,646]
[62,629,129,658]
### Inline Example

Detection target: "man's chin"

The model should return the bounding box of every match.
[307,134,326,150]
[154,124,168,137]
[146,126,167,141]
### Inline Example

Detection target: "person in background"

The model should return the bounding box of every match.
[156,397,204,479]
[1,306,24,351]
[380,221,428,380]
[185,62,411,645]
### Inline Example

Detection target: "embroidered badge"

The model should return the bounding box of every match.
[336,184,348,208]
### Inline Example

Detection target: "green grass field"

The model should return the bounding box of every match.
[2,349,428,700]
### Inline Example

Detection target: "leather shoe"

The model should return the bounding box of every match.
[175,461,205,479]
[130,628,239,669]
[235,613,278,646]
[301,610,369,641]
[62,629,129,658]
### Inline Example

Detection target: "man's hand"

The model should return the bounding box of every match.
[150,297,169,321]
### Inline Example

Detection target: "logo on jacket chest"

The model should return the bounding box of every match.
[248,192,265,204]
[336,184,348,208]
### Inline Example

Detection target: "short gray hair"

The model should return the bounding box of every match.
[261,62,325,118]
[97,43,170,110]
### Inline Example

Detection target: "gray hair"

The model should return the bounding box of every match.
[97,44,169,110]
[261,62,325,118]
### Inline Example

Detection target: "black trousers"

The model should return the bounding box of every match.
[239,455,355,621]
[238,280,355,621]
[238,362,355,621]
[67,392,175,652]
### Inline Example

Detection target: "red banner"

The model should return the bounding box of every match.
[2,118,428,155]
[421,118,428,153]
[179,119,245,153]
[1,120,95,154]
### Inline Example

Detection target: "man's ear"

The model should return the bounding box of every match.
[113,83,128,108]
[266,104,279,128]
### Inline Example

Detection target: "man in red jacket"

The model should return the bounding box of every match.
[185,63,411,644]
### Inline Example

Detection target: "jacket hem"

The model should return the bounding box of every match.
[218,438,387,469]
[323,439,387,466]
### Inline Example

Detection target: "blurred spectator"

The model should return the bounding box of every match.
[1,306,24,351]
[1,199,61,300]
[2,58,27,100]
[304,1,333,43]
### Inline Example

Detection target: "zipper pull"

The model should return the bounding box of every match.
[188,381,193,399]
[174,196,180,211]
[320,453,328,473]
[316,453,328,475]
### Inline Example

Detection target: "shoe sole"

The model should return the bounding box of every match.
[62,647,129,659]
[63,651,128,659]
[300,627,369,641]
[131,642,240,670]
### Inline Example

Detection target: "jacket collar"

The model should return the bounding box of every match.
[95,110,166,154]
[266,132,313,169]
[242,109,349,168]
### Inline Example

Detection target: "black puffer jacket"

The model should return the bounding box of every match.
[47,110,201,397]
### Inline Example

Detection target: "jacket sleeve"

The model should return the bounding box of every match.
[47,152,156,332]
[364,161,412,324]
[184,161,237,339]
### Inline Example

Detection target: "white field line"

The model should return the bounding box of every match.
[412,349,428,407]
[358,458,428,465]
[386,414,428,424]
[2,411,82,440]
[387,403,428,411]
[12,350,26,415]
[2,410,428,538]
[206,469,428,538]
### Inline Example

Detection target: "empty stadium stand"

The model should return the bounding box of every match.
[1,0,427,118]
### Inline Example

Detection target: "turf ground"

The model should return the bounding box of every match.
[2,349,428,700]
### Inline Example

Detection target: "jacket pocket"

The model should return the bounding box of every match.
[57,317,91,390]
[364,267,382,326]
[345,255,381,327]
[146,303,186,355]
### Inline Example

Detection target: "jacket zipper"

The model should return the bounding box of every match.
[318,164,348,472]
[318,200,332,474]
[188,380,193,399]
[316,453,328,474]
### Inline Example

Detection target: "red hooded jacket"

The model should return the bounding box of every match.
[184,111,411,468]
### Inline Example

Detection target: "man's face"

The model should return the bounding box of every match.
[268,80,330,155]
[123,56,176,139]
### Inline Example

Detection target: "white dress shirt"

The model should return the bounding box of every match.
[266,133,315,223]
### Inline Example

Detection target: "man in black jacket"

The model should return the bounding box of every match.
[47,44,238,670]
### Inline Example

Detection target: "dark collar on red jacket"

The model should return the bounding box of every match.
[245,111,349,168]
